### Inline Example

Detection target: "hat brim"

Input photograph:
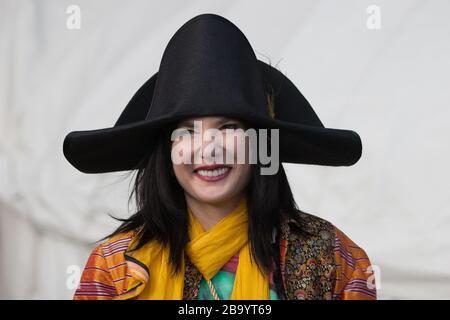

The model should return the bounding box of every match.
[63,62,362,174]
[63,114,361,174]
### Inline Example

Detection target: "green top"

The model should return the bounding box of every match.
[197,270,280,300]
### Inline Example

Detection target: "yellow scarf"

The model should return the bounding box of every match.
[127,197,269,299]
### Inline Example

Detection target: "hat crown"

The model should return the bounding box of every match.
[145,14,269,122]
[63,13,362,174]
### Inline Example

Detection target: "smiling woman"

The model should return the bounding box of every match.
[172,117,253,226]
[65,13,375,300]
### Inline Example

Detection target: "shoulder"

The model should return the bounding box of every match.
[89,230,137,267]
[282,209,335,245]
[73,230,137,300]
[284,210,377,300]
[332,226,377,299]
[284,209,373,260]
[99,230,137,259]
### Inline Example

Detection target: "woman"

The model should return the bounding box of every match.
[64,13,376,300]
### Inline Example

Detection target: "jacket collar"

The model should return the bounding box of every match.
[113,230,150,300]
[283,210,323,236]
[116,212,313,299]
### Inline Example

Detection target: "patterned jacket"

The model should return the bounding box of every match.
[74,211,377,300]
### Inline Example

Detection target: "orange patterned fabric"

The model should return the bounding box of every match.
[332,228,377,299]
[74,220,376,300]
[74,234,134,299]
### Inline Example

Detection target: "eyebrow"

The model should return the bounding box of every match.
[177,117,235,127]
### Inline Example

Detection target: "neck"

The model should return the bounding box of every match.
[186,195,246,231]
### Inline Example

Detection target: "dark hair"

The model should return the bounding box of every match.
[104,103,303,300]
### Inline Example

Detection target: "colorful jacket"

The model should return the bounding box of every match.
[74,211,377,300]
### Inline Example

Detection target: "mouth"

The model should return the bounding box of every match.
[193,164,232,182]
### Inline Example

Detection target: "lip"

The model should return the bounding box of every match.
[193,164,231,172]
[193,165,232,182]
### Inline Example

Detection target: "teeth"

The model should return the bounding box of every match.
[197,167,230,177]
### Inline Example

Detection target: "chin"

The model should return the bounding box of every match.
[194,192,232,205]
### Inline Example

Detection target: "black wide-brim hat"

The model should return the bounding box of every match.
[63,13,362,174]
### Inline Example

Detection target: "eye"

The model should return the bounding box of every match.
[221,123,240,130]
[174,128,195,137]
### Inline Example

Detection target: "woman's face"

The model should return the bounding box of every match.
[171,116,252,205]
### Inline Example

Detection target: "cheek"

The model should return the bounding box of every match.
[171,137,195,173]
[224,132,251,164]
[230,164,252,187]
[172,163,193,187]
[171,138,195,165]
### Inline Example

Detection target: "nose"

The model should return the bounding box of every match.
[195,130,225,165]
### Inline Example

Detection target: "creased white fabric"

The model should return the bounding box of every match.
[1,0,449,299]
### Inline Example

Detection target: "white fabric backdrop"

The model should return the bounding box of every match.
[1,0,449,299]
